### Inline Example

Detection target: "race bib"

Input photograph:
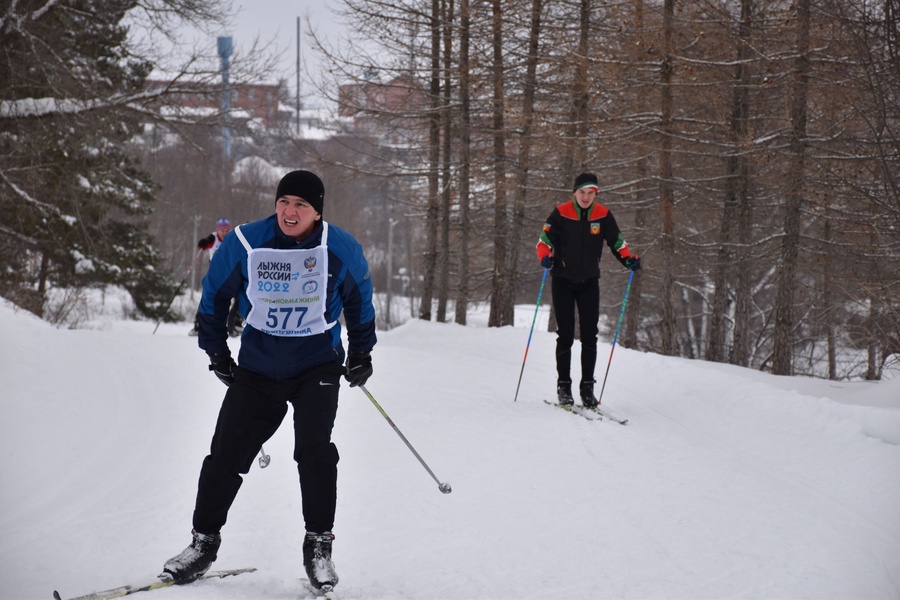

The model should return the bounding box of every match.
[240,224,332,337]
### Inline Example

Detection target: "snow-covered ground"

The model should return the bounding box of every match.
[2,293,899,600]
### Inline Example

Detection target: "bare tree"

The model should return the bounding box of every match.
[772,0,811,375]
[657,0,678,356]
[504,0,545,327]
[420,0,443,321]
[707,0,755,364]
[486,0,510,327]
[455,0,472,325]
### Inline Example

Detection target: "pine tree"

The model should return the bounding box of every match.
[0,0,173,319]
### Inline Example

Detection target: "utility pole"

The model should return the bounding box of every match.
[217,36,233,172]
[296,17,301,136]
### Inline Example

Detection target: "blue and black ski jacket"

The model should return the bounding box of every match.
[197,214,376,380]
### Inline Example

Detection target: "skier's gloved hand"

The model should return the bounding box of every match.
[345,352,373,388]
[209,354,236,387]
[625,255,641,271]
[197,234,215,250]
[540,255,554,269]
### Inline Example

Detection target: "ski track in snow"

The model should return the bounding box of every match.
[2,298,899,600]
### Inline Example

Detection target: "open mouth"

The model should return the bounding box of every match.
[283,218,299,227]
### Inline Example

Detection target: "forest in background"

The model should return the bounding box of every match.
[310,0,900,379]
[1,0,898,380]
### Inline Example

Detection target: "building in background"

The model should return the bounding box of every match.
[145,79,285,130]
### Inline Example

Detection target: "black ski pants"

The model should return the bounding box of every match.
[551,276,600,384]
[192,362,345,536]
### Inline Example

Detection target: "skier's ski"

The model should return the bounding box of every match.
[52,567,256,600]
[543,399,602,421]
[301,578,339,599]
[594,405,629,425]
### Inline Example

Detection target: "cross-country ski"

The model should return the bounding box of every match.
[595,405,629,425]
[52,568,256,600]
[543,398,602,420]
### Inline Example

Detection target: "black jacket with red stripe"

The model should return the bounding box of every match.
[536,199,634,282]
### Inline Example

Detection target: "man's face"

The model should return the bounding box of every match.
[276,195,320,240]
[215,226,231,241]
[574,186,598,208]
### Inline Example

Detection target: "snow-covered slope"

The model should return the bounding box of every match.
[2,298,898,599]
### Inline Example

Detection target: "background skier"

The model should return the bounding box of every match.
[190,218,242,337]
[536,172,640,408]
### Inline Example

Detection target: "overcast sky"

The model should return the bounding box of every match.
[231,0,344,105]
[143,0,346,107]
[236,2,340,78]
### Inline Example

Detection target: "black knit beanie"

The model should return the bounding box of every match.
[276,170,325,215]
[573,172,600,191]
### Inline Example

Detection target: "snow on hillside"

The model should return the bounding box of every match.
[2,296,899,600]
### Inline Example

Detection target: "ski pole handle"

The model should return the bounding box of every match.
[258,445,271,468]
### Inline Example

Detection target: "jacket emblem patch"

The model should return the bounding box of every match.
[543,223,551,232]
[590,223,600,235]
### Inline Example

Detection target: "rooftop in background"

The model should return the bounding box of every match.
[143,73,430,144]
[145,79,283,129]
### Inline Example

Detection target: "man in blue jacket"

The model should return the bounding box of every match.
[163,170,376,593]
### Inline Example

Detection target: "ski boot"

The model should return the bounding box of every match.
[580,379,598,409]
[162,529,221,583]
[556,379,574,406]
[303,531,339,590]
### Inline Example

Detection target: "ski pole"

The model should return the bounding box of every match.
[153,248,204,334]
[258,445,271,468]
[597,269,636,405]
[513,268,549,402]
[358,384,452,494]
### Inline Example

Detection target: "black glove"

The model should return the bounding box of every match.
[625,256,641,271]
[208,354,236,387]
[197,234,215,250]
[540,255,554,269]
[345,352,373,388]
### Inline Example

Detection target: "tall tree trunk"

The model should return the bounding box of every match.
[562,0,593,177]
[772,0,810,375]
[623,0,646,350]
[500,0,544,328]
[731,175,753,366]
[823,213,836,379]
[487,0,509,327]
[658,0,678,356]
[436,0,454,323]
[866,298,880,380]
[455,0,471,325]
[708,0,753,363]
[732,2,755,368]
[418,0,443,322]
